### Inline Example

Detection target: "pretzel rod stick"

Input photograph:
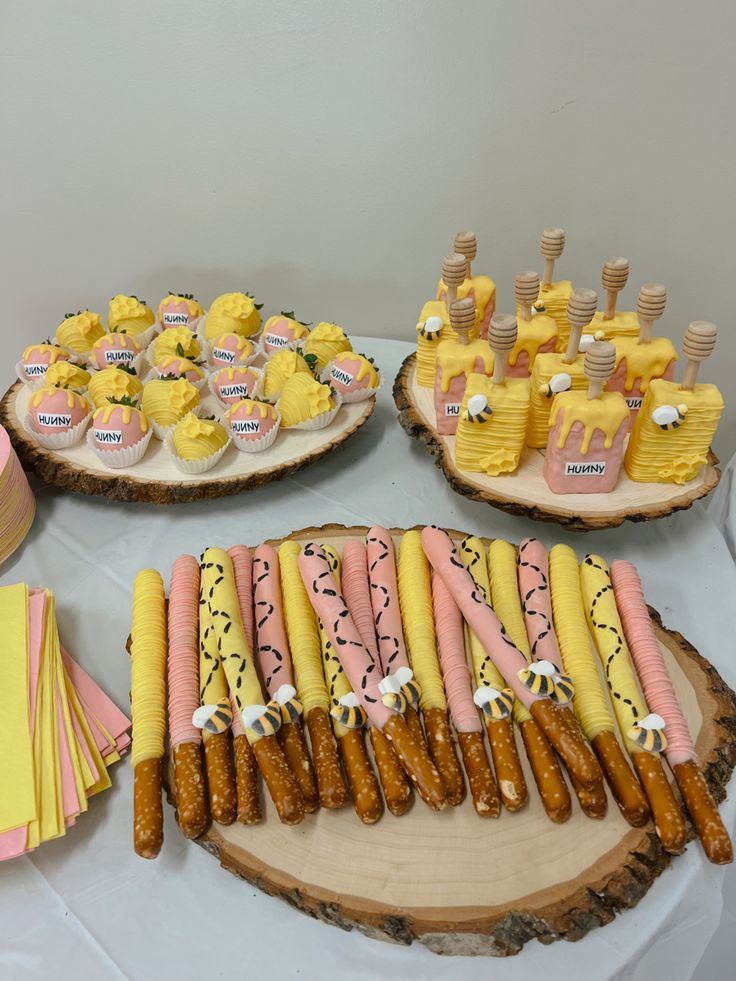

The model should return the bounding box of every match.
[487,540,570,821]
[461,537,527,811]
[611,561,732,863]
[227,546,262,824]
[319,545,382,824]
[253,545,318,812]
[432,572,499,816]
[131,569,167,858]
[201,549,304,826]
[548,545,648,826]
[343,539,413,812]
[167,556,207,839]
[298,543,446,810]
[279,541,348,809]
[581,555,686,854]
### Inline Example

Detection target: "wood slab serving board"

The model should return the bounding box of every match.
[0,381,374,504]
[164,524,736,957]
[393,354,721,531]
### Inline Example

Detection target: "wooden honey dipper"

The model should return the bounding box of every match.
[489,314,518,385]
[601,257,629,320]
[515,271,540,322]
[442,253,468,316]
[681,321,717,390]
[540,228,566,287]
[636,283,667,344]
[449,297,476,346]
[453,232,477,280]
[563,287,598,364]
[584,340,616,400]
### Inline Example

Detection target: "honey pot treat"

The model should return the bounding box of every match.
[507,271,558,377]
[431,572,499,816]
[131,569,167,859]
[398,531,465,806]
[342,538,412,815]
[253,544,319,813]
[611,561,733,864]
[278,541,348,809]
[436,233,496,338]
[533,228,573,348]
[548,545,649,826]
[167,556,207,839]
[581,555,687,853]
[318,546,383,824]
[298,543,447,810]
[434,295,493,435]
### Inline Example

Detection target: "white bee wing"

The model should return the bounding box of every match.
[652,405,678,426]
[192,704,217,729]
[393,666,413,687]
[241,704,269,728]
[425,316,443,334]
[378,675,401,696]
[338,691,359,708]
[638,712,666,730]
[467,393,488,415]
[273,683,297,705]
[549,372,572,394]
[473,686,501,707]
[530,659,556,677]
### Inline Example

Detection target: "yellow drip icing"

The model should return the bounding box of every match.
[22,343,69,365]
[173,413,228,460]
[527,352,587,447]
[455,375,530,475]
[87,368,143,409]
[487,540,531,725]
[580,554,650,755]
[213,332,254,359]
[204,293,261,339]
[333,352,379,387]
[613,337,678,393]
[225,398,277,422]
[624,379,724,484]
[278,374,334,427]
[549,545,614,740]
[436,274,496,325]
[436,337,494,392]
[397,530,447,712]
[157,294,204,321]
[130,569,167,767]
[153,327,201,362]
[140,377,199,426]
[263,349,311,398]
[318,546,352,738]
[509,313,557,367]
[550,390,630,453]
[31,386,89,412]
[303,322,353,370]
[45,361,90,390]
[55,311,106,354]
[263,315,309,343]
[92,403,149,431]
[155,355,204,381]
[278,541,329,714]
[516,280,572,351]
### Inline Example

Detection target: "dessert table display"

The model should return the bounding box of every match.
[0,338,734,981]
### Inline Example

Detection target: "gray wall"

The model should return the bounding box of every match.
[2,0,733,457]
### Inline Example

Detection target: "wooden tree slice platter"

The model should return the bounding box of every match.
[0,381,375,504]
[393,354,721,531]
[164,524,736,957]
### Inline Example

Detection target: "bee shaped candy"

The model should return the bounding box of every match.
[416,315,443,342]
[651,403,688,431]
[330,691,368,729]
[549,674,575,705]
[192,699,233,735]
[378,666,421,713]
[517,659,574,704]
[242,700,283,737]
[473,685,514,721]
[628,713,668,753]
[462,393,493,424]
[539,372,572,399]
[273,683,303,723]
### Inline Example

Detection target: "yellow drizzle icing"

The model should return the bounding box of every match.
[157,293,204,320]
[92,403,149,431]
[516,280,572,351]
[204,293,261,339]
[22,343,69,364]
[30,386,89,412]
[263,349,311,399]
[548,544,614,740]
[155,355,204,381]
[87,367,143,408]
[509,313,557,367]
[397,530,447,712]
[278,374,334,427]
[45,361,90,390]
[213,332,254,359]
[278,541,329,714]
[436,337,494,392]
[141,377,199,425]
[624,378,724,484]
[318,546,353,738]
[173,413,228,460]
[153,327,201,361]
[550,390,630,453]
[225,398,277,422]
[264,315,309,343]
[333,352,379,388]
[436,274,496,324]
[613,337,678,392]
[303,322,353,370]
[487,540,531,725]
[130,569,167,767]
[527,352,587,447]
[108,296,155,334]
[455,374,530,475]
[55,311,106,354]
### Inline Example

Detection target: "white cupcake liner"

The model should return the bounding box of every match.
[87,351,145,376]
[228,412,281,453]
[85,424,153,469]
[202,337,258,371]
[319,359,382,403]
[16,360,51,390]
[142,366,208,390]
[163,428,231,474]
[208,365,264,406]
[279,392,343,431]
[24,411,92,449]
[148,403,203,441]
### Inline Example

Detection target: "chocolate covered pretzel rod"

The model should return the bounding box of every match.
[611,561,732,864]
[298,543,447,810]
[253,544,319,813]
[422,527,599,792]
[278,541,348,809]
[342,539,413,815]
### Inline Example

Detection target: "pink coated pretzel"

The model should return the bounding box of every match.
[518,538,563,672]
[252,545,295,695]
[167,555,202,748]
[227,546,254,651]
[431,572,481,733]
[341,539,381,659]
[366,526,411,674]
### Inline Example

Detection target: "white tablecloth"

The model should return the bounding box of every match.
[1,337,734,981]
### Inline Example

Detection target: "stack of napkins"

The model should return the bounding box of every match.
[0,425,35,566]
[0,583,131,860]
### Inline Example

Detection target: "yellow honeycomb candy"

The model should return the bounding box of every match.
[204,292,261,339]
[108,295,155,336]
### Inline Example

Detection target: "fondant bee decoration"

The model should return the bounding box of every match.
[531,303,546,314]
[378,666,421,713]
[273,683,303,723]
[539,372,572,399]
[330,691,368,729]
[517,659,558,696]
[473,685,514,721]
[192,699,233,735]
[462,393,493,424]
[628,713,667,753]
[242,700,283,737]
[651,403,688,431]
[417,315,444,341]
[549,673,575,705]
[578,329,606,353]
